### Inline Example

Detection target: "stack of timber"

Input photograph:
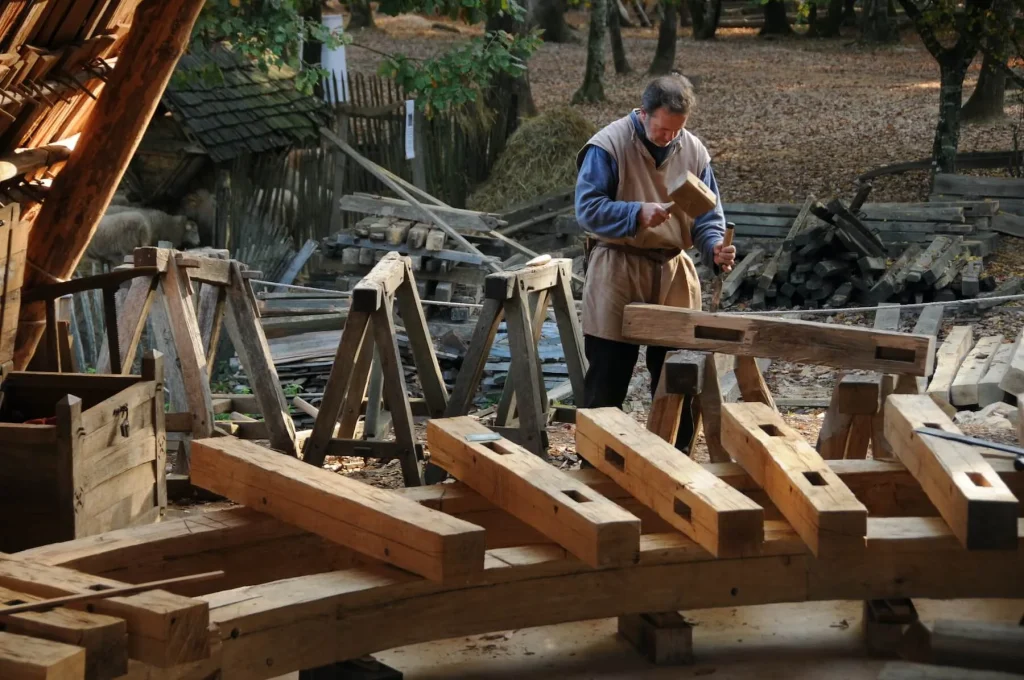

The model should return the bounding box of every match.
[931,173,1024,238]
[721,197,998,310]
[926,325,1024,412]
[495,189,586,265]
[6,382,1024,678]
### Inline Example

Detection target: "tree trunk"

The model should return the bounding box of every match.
[843,0,856,25]
[573,0,608,103]
[822,0,844,36]
[690,0,721,40]
[487,8,538,121]
[533,0,576,42]
[861,0,896,43]
[348,0,376,30]
[648,2,677,74]
[15,0,208,369]
[678,0,692,27]
[932,55,969,175]
[806,2,820,37]
[608,0,632,73]
[760,0,792,35]
[962,52,1007,122]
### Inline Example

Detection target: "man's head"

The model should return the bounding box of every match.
[638,74,697,147]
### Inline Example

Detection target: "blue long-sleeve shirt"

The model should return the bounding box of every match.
[575,113,726,268]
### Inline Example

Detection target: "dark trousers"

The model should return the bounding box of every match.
[581,334,695,455]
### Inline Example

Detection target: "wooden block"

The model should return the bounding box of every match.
[998,327,1024,395]
[576,408,764,558]
[884,394,1019,550]
[927,326,973,410]
[864,598,919,658]
[0,585,126,680]
[976,343,1013,407]
[340,247,361,266]
[662,350,706,395]
[617,612,694,665]
[385,222,411,245]
[0,556,209,668]
[667,170,717,219]
[351,252,407,313]
[426,416,641,568]
[406,225,428,249]
[721,402,868,555]
[190,435,486,581]
[961,259,983,297]
[425,229,446,251]
[836,373,883,415]
[433,282,453,303]
[951,335,1003,407]
[0,631,85,680]
[622,305,935,377]
[357,248,374,266]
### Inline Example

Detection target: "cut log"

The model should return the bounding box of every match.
[426,417,641,567]
[721,402,868,555]
[884,395,1019,550]
[621,306,935,376]
[190,435,486,581]
[950,335,1003,407]
[927,326,974,411]
[575,408,764,558]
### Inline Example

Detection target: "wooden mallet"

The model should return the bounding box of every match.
[664,171,718,250]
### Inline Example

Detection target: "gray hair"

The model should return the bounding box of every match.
[641,74,697,116]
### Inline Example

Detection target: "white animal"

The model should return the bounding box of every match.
[86,209,201,267]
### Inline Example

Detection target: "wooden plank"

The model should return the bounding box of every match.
[647,361,683,443]
[884,394,1019,550]
[0,556,209,668]
[0,584,126,680]
[339,194,500,232]
[951,335,1004,407]
[190,436,484,581]
[221,263,297,456]
[734,355,775,409]
[933,173,1024,200]
[426,416,641,567]
[622,306,934,376]
[721,402,868,555]
[159,260,213,438]
[927,619,1024,674]
[998,327,1024,395]
[927,326,973,411]
[393,259,447,416]
[0,631,85,680]
[576,407,764,558]
[979,342,1014,407]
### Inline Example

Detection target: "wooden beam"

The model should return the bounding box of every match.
[0,631,85,680]
[0,585,126,680]
[721,402,868,555]
[998,327,1024,395]
[0,556,209,667]
[189,436,486,582]
[879,662,1024,680]
[13,0,208,369]
[951,335,1003,407]
[338,194,501,232]
[927,326,973,412]
[884,394,1019,550]
[426,417,641,567]
[576,407,764,557]
[621,306,935,376]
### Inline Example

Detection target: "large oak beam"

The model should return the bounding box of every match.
[621,305,935,376]
[14,0,207,369]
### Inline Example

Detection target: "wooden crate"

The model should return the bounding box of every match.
[0,352,167,552]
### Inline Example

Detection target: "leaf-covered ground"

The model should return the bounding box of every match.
[345,14,1021,206]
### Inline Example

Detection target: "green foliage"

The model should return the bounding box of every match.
[188,0,348,94]
[283,383,303,397]
[379,29,541,117]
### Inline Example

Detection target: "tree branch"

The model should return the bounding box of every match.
[894,0,948,60]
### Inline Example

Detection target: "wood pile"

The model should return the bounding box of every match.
[931,173,1024,238]
[720,197,1004,310]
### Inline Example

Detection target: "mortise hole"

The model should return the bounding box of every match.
[922,423,943,430]
[730,588,739,597]
[674,498,692,521]
[803,471,828,487]
[88,584,113,592]
[562,489,591,503]
[3,599,26,606]
[759,424,782,437]
[230,628,240,639]
[604,446,625,471]
[695,326,743,342]
[966,472,992,488]
[875,345,916,364]
[482,441,514,455]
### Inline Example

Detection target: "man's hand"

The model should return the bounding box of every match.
[713,240,736,273]
[637,202,670,229]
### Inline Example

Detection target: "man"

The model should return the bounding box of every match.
[575,73,734,452]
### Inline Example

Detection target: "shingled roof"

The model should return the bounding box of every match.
[162,44,329,163]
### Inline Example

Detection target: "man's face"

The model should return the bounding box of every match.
[640,107,688,147]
